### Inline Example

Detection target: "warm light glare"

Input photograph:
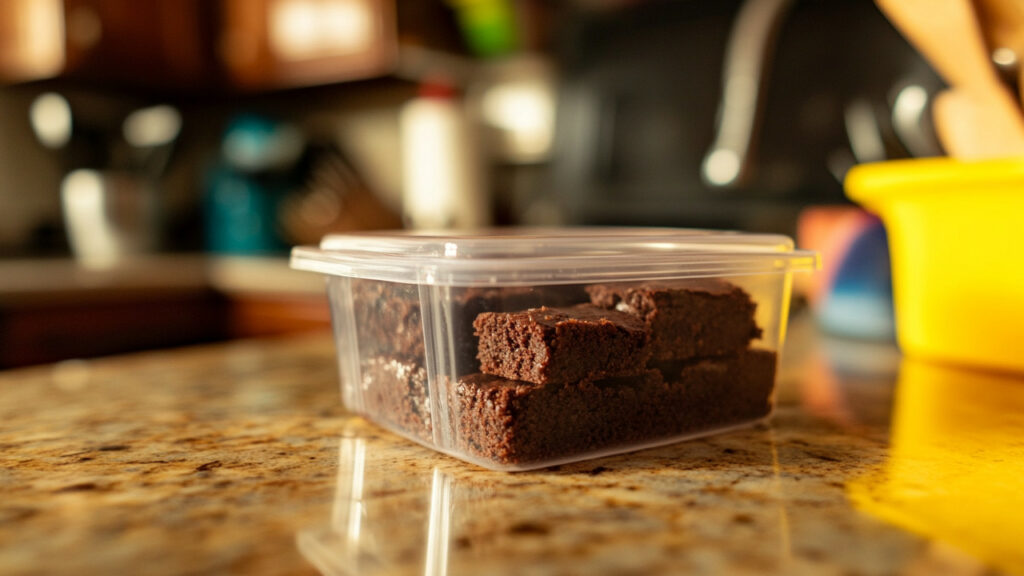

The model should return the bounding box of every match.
[482,82,552,132]
[24,0,65,71]
[62,169,119,269]
[481,80,555,160]
[402,103,462,228]
[321,1,373,49]
[703,149,741,186]
[123,105,183,148]
[1,0,65,80]
[29,92,72,149]
[269,0,373,61]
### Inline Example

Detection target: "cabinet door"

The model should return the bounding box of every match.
[1,0,398,90]
[60,0,219,88]
[221,0,398,89]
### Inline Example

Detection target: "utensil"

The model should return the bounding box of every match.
[122,104,182,179]
[891,83,944,158]
[702,0,795,187]
[27,92,110,170]
[974,0,1024,103]
[844,98,889,164]
[28,92,72,150]
[876,0,1001,88]
[61,169,160,267]
[875,0,1024,157]
[932,88,1024,158]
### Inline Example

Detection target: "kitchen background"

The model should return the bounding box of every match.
[0,0,937,367]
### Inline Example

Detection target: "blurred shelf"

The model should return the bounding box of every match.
[0,254,331,369]
[1,0,475,97]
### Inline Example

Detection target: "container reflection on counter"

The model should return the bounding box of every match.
[296,422,795,576]
[297,433,445,576]
[847,358,1024,574]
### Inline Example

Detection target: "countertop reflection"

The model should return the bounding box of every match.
[2,316,1023,575]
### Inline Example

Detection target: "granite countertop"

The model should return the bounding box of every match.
[2,317,1023,576]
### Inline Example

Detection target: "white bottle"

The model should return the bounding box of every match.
[400,83,488,230]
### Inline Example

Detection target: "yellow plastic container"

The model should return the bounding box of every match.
[845,158,1024,373]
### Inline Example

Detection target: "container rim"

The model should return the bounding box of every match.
[289,227,819,286]
[846,157,1024,205]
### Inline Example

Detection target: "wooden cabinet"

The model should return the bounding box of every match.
[0,289,231,368]
[1,0,401,91]
[0,257,331,369]
[61,0,221,89]
[221,0,398,89]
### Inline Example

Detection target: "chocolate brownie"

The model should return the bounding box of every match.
[352,279,424,359]
[351,280,587,375]
[449,286,587,375]
[360,356,432,443]
[474,304,651,385]
[586,279,762,361]
[452,349,777,465]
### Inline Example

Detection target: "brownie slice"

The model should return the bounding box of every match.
[651,349,777,421]
[360,356,432,443]
[587,279,762,361]
[351,280,587,375]
[452,349,777,466]
[450,286,587,375]
[352,279,424,359]
[474,304,651,385]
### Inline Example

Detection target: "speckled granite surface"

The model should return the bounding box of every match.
[2,320,1022,576]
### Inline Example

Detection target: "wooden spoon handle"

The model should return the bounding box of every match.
[876,0,1003,89]
[933,88,1024,158]
[974,0,1024,55]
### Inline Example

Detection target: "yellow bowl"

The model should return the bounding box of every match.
[845,158,1024,373]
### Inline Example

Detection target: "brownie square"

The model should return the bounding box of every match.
[650,348,777,422]
[474,304,651,385]
[351,280,587,375]
[352,280,424,360]
[586,279,762,361]
[449,286,587,375]
[451,349,777,466]
[360,356,432,443]
[452,370,666,465]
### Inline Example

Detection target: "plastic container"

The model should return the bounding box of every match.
[845,158,1024,374]
[291,228,817,470]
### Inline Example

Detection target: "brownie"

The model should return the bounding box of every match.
[450,286,587,375]
[351,280,587,375]
[474,304,651,385]
[586,279,762,361]
[352,279,424,359]
[352,277,778,468]
[360,356,432,443]
[452,349,777,465]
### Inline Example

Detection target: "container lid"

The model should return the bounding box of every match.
[290,228,819,286]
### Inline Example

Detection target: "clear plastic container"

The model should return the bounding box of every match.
[291,228,818,471]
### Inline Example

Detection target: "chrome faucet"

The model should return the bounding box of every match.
[702,0,796,188]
